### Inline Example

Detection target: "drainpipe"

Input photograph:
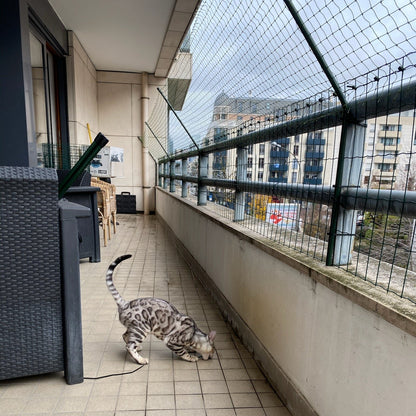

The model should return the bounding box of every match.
[141,72,150,214]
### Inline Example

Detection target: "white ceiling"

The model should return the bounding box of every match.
[49,0,199,76]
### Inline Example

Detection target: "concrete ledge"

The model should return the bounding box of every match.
[158,212,319,416]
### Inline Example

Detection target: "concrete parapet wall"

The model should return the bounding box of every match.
[156,187,416,416]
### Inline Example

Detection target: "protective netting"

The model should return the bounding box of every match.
[153,0,416,303]
[160,0,416,152]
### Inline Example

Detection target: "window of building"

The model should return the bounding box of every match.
[291,172,297,183]
[258,171,263,180]
[377,163,394,171]
[248,157,253,168]
[259,144,265,155]
[247,172,252,180]
[293,145,299,156]
[259,157,264,168]
[379,137,400,146]
[380,124,402,131]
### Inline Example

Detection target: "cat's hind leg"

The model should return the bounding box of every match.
[123,331,142,351]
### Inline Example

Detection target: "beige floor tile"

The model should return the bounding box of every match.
[198,369,225,381]
[144,410,175,416]
[201,380,229,394]
[206,410,237,416]
[226,380,255,393]
[54,396,89,413]
[197,358,221,369]
[0,398,28,414]
[23,396,59,413]
[90,381,120,396]
[148,370,174,382]
[231,392,262,408]
[1,383,36,398]
[85,395,118,412]
[217,349,240,359]
[236,408,266,416]
[115,395,146,411]
[220,358,245,369]
[175,394,205,409]
[146,394,175,410]
[173,369,199,382]
[224,369,250,381]
[203,393,233,409]
[119,382,147,395]
[147,381,175,395]
[264,407,292,416]
[177,410,206,416]
[175,381,202,394]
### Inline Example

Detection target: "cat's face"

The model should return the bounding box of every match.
[193,330,216,360]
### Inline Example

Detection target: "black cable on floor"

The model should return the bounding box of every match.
[84,365,145,380]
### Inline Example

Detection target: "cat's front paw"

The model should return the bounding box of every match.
[127,347,149,365]
[137,357,149,365]
[181,354,199,362]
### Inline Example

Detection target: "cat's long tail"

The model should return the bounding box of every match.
[106,254,132,308]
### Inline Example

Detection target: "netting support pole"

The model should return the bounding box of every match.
[181,158,188,198]
[235,146,248,221]
[169,160,176,193]
[158,162,163,187]
[283,0,347,109]
[163,162,169,190]
[157,87,200,151]
[198,154,208,206]
[327,121,366,265]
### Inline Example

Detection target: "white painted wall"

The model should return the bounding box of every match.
[156,188,416,416]
[66,32,164,211]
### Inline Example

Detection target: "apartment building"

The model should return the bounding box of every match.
[206,92,338,186]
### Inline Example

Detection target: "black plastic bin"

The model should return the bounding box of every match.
[58,170,101,263]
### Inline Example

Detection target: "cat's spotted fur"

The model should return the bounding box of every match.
[106,254,216,364]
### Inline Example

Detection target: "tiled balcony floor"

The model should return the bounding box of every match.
[0,214,290,416]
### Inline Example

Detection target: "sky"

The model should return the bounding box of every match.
[162,0,416,153]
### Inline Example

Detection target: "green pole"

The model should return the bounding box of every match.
[58,132,109,199]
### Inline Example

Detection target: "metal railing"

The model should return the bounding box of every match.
[151,0,416,304]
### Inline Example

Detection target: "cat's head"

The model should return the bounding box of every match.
[193,330,216,360]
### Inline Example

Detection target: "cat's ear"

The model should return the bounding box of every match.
[208,330,216,343]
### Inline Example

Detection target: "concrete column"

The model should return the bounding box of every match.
[158,163,163,187]
[181,158,188,198]
[333,123,366,265]
[235,146,248,221]
[163,162,168,190]
[140,72,150,214]
[198,154,208,206]
[170,160,176,193]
